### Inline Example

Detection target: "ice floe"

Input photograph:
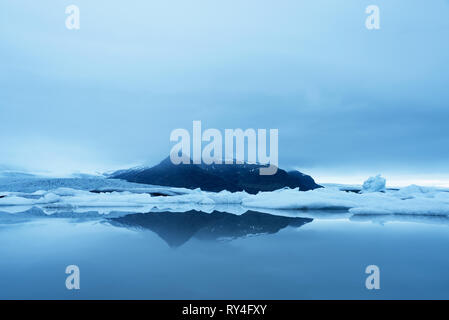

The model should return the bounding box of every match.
[1,177,449,216]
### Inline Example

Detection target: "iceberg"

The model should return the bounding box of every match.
[362,175,386,193]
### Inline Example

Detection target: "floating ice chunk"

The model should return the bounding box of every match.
[395,185,437,199]
[242,187,358,210]
[0,195,34,206]
[362,175,386,193]
[205,190,248,204]
[199,197,215,205]
[2,178,449,217]
[35,193,61,204]
[32,190,47,196]
[50,188,84,196]
[349,197,449,215]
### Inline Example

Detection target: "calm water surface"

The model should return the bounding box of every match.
[0,209,448,299]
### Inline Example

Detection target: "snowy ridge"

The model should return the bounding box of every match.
[103,165,150,178]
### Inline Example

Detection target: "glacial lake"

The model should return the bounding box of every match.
[0,209,448,299]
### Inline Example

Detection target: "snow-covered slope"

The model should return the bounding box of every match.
[0,176,162,193]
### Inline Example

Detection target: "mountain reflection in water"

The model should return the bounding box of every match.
[109,210,313,247]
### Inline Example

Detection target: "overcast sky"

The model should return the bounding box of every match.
[1,0,449,186]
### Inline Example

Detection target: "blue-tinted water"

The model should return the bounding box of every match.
[0,210,448,299]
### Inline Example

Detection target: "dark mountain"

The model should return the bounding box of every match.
[109,210,313,247]
[110,156,321,194]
